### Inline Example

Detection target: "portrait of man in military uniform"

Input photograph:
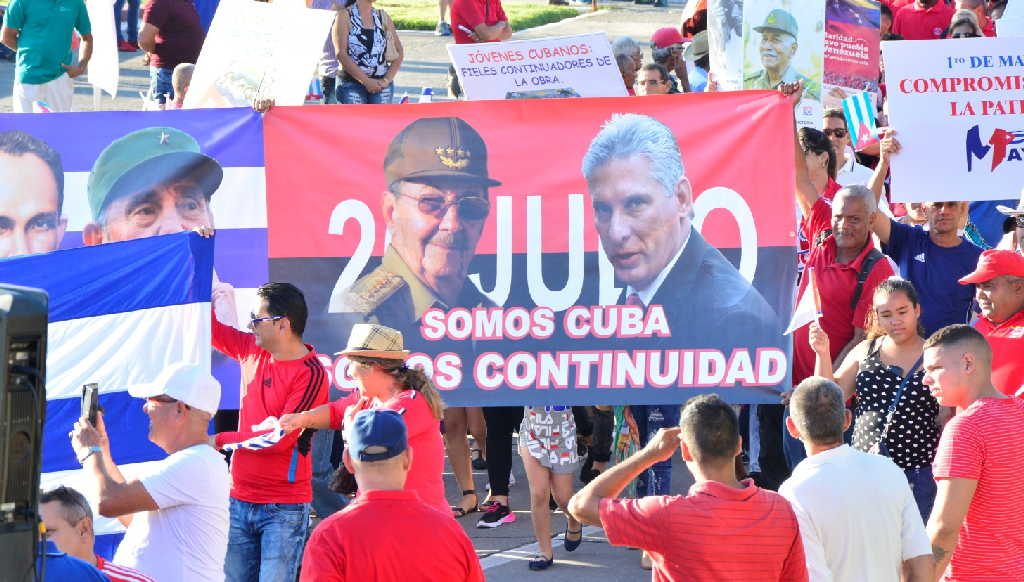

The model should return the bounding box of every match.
[327,116,500,355]
[744,8,821,100]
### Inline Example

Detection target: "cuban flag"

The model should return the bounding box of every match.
[841,91,880,150]
[0,232,214,557]
[0,108,268,410]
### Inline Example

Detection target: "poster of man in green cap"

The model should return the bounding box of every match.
[82,125,240,327]
[742,1,824,124]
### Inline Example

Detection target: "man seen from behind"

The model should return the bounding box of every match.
[780,377,932,581]
[300,409,484,581]
[568,394,808,581]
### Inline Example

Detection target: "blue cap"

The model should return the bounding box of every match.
[345,410,408,462]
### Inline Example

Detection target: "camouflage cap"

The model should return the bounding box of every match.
[87,127,224,220]
[753,9,799,39]
[383,117,501,189]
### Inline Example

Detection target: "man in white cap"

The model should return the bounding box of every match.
[70,362,230,582]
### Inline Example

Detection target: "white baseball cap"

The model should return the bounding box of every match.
[129,362,221,416]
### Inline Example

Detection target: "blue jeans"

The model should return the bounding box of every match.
[905,465,936,523]
[225,498,310,582]
[336,79,393,104]
[149,66,174,104]
[114,0,140,43]
[311,386,349,517]
[633,405,681,496]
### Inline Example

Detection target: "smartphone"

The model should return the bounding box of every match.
[81,383,100,425]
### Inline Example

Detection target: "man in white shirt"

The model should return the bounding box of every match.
[779,376,932,582]
[823,108,874,187]
[70,362,230,582]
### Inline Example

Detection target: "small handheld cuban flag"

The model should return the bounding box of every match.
[841,91,879,151]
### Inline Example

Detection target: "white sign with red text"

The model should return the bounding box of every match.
[447,33,628,101]
[882,37,1024,202]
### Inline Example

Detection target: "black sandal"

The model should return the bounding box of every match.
[564,528,583,552]
[451,490,479,518]
[528,555,554,571]
[471,448,487,470]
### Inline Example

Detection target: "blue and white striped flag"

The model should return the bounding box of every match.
[0,232,214,557]
[841,91,880,150]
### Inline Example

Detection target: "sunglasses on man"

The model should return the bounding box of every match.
[951,32,981,39]
[249,313,284,330]
[395,192,490,221]
[822,128,848,139]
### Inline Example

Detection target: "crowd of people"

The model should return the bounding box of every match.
[5,0,1024,581]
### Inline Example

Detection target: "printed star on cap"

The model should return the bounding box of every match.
[159,131,170,145]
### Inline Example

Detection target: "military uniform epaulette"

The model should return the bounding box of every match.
[336,268,407,314]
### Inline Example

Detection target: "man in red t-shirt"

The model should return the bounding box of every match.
[212,282,329,582]
[39,486,156,582]
[300,410,483,582]
[449,0,510,97]
[922,325,1024,581]
[793,186,895,387]
[892,0,955,40]
[958,250,1024,396]
[568,395,808,582]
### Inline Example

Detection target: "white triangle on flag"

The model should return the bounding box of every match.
[785,268,821,335]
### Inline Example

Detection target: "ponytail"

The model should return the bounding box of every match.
[392,365,445,420]
[348,355,446,420]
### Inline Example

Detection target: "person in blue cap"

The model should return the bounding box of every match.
[300,409,484,581]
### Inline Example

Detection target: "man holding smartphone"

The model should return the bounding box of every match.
[69,363,229,582]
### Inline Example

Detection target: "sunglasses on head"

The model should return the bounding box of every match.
[951,32,980,38]
[822,128,848,138]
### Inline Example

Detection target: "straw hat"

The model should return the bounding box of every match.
[336,323,410,360]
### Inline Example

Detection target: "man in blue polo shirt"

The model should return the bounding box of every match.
[869,133,983,335]
[872,200,981,335]
[1,0,92,112]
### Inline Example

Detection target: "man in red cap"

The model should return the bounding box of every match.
[650,27,688,93]
[959,249,1024,397]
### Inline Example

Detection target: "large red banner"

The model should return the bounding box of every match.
[264,93,797,406]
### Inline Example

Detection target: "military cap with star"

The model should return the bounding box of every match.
[87,127,224,221]
[754,8,800,39]
[383,117,501,189]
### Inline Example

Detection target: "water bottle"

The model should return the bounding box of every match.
[419,87,433,103]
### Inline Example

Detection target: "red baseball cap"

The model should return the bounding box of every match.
[651,27,684,49]
[958,249,1024,284]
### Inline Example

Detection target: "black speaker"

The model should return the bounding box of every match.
[0,285,48,582]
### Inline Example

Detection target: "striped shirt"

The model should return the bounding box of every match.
[599,479,808,581]
[96,556,155,582]
[932,397,1024,581]
[212,317,329,504]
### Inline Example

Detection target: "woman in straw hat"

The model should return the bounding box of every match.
[280,323,447,514]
